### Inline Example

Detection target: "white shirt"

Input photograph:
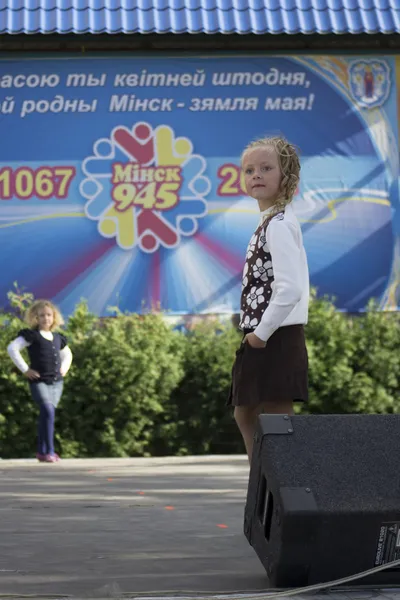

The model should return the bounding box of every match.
[253,203,310,342]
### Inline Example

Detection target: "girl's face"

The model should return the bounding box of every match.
[242,146,282,210]
[37,306,54,331]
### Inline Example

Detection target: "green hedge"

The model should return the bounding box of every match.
[0,287,399,458]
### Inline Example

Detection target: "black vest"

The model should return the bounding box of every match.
[18,329,67,384]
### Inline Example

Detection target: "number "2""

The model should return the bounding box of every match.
[217,164,246,197]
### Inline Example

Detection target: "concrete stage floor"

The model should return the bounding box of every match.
[0,455,399,600]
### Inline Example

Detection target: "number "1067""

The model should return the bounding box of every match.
[0,167,76,200]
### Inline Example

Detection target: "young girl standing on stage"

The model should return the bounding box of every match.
[7,300,73,463]
[227,136,310,462]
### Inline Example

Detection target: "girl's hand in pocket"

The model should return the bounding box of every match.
[245,332,266,349]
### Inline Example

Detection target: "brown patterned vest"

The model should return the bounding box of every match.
[239,211,284,331]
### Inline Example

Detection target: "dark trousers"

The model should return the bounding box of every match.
[29,381,63,456]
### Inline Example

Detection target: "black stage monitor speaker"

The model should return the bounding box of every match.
[244,414,400,588]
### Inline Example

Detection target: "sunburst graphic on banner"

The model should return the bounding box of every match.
[80,122,210,252]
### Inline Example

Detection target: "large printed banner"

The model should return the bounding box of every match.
[0,55,399,316]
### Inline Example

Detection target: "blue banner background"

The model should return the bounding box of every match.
[0,55,398,316]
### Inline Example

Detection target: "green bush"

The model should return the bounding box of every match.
[305,290,400,415]
[0,285,399,458]
[0,312,38,458]
[305,289,359,414]
[0,290,185,458]
[351,301,400,413]
[150,321,243,456]
[58,302,186,457]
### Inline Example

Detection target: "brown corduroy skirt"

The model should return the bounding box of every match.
[227,325,308,407]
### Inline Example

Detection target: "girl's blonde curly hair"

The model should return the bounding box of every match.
[241,135,301,220]
[25,300,64,330]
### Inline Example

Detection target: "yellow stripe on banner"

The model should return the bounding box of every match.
[297,197,391,224]
[209,196,391,224]
[0,212,85,229]
[207,208,258,215]
[0,196,391,230]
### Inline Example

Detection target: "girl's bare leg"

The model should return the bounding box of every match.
[234,400,294,463]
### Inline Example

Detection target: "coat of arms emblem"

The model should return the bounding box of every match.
[348,60,390,109]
